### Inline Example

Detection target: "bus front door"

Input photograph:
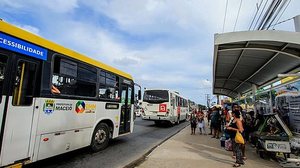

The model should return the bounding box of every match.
[119,85,133,134]
[0,52,10,159]
[0,54,40,166]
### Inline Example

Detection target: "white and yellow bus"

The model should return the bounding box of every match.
[141,89,189,125]
[0,20,140,167]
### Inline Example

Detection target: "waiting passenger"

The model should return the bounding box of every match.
[189,110,197,135]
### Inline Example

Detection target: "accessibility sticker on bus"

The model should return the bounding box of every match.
[0,32,47,60]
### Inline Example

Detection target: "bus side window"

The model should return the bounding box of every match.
[52,57,77,95]
[51,56,97,97]
[98,71,119,101]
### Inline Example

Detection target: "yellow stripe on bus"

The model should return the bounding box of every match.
[0,20,133,80]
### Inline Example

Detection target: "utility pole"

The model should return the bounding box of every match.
[205,94,210,108]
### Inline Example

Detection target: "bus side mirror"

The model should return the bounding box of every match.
[138,90,141,100]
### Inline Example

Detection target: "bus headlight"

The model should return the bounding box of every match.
[165,112,169,117]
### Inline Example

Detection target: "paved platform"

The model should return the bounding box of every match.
[137,125,280,168]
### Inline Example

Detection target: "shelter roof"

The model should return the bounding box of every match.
[213,30,300,98]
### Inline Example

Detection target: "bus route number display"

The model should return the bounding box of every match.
[159,104,167,112]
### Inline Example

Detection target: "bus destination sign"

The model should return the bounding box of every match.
[0,32,47,60]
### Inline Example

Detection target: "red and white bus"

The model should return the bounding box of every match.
[141,89,189,125]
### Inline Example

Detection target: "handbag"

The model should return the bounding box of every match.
[235,131,245,144]
[225,139,233,151]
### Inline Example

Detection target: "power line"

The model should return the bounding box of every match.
[253,0,269,30]
[271,0,291,29]
[256,0,289,30]
[248,0,264,30]
[222,0,229,32]
[269,16,294,28]
[262,0,283,30]
[266,0,288,29]
[233,0,243,31]
[266,0,286,29]
[257,0,276,30]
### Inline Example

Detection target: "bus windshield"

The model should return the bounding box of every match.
[143,90,169,103]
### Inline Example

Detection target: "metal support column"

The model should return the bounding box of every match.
[294,15,300,32]
[252,84,258,116]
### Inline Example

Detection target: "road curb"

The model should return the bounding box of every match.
[124,122,190,168]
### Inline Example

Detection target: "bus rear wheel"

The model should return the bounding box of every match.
[154,121,161,125]
[91,123,110,152]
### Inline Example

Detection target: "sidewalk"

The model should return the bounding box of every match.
[137,125,280,168]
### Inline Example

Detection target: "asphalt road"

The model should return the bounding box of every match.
[26,117,189,168]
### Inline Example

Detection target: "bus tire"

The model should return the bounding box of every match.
[91,123,110,152]
[154,121,161,125]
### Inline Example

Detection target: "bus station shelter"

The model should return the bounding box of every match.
[213,30,300,99]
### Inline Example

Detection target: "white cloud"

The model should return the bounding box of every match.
[83,0,217,34]
[0,0,78,13]
[37,20,142,71]
[44,20,214,101]
[139,73,186,84]
[113,56,139,66]
[0,0,23,8]
[16,24,40,35]
[199,79,212,88]
[38,0,79,13]
[81,0,258,34]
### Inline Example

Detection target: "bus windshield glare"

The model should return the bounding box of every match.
[143,90,169,103]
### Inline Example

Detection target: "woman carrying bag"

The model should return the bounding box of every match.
[226,110,245,167]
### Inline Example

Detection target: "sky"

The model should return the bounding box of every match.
[0,0,299,105]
